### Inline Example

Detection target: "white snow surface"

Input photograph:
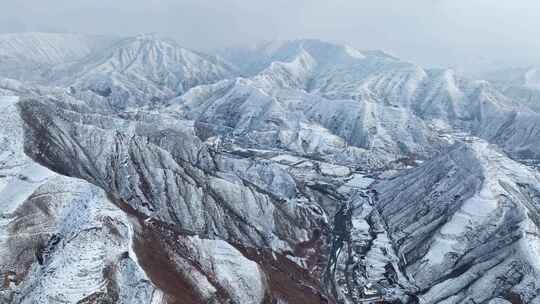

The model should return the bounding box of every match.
[189,236,266,304]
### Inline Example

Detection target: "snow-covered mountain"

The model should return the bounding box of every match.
[0,33,539,304]
[0,32,116,81]
[173,40,540,168]
[483,67,540,113]
[376,139,540,303]
[51,34,236,110]
[0,88,158,303]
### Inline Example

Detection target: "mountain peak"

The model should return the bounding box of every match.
[54,33,234,109]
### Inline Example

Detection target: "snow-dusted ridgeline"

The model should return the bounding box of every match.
[0,93,160,303]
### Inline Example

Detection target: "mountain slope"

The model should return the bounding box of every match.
[483,67,540,114]
[375,139,540,303]
[0,32,115,81]
[175,40,540,168]
[18,94,334,303]
[53,34,235,109]
[0,92,159,303]
[170,41,447,168]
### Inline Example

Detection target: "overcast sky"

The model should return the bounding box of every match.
[2,0,539,73]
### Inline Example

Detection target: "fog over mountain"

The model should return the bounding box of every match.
[2,0,540,73]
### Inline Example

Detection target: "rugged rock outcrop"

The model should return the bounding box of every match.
[375,139,540,303]
[0,94,159,303]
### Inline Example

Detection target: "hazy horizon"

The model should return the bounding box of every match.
[2,0,539,74]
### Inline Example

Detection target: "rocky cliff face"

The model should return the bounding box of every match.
[0,93,159,304]
[375,140,540,303]
[0,34,539,304]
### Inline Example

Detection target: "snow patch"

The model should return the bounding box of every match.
[344,45,366,59]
